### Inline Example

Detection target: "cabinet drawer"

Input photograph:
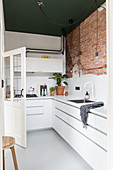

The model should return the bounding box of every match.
[26,100,43,107]
[26,106,43,115]
[87,113,107,134]
[54,100,80,120]
[55,108,107,150]
[26,114,44,131]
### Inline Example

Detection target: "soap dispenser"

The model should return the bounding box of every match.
[85,91,90,100]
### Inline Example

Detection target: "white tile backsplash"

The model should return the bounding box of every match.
[67,74,107,103]
[26,74,107,102]
[26,76,55,96]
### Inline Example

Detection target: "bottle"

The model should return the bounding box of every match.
[85,91,90,100]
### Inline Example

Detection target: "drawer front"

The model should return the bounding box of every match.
[26,114,44,131]
[55,108,107,150]
[26,100,43,107]
[54,100,80,120]
[54,100,107,134]
[26,106,43,115]
[87,113,107,134]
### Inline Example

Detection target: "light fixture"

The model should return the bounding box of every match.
[69,19,73,25]
[61,28,65,34]
[38,1,44,7]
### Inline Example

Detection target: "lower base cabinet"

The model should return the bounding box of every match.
[26,98,107,170]
[26,99,52,131]
[53,100,107,170]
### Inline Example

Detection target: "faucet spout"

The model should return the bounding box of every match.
[84,82,95,99]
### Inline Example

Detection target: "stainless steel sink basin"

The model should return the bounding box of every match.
[68,99,95,103]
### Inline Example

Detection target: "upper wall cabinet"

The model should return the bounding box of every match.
[26,57,63,73]
[4,47,65,73]
[14,57,64,73]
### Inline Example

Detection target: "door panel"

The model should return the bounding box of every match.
[4,47,27,148]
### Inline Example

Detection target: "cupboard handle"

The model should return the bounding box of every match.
[21,89,24,97]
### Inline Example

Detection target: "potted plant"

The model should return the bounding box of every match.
[49,87,56,96]
[49,73,68,95]
[65,91,69,96]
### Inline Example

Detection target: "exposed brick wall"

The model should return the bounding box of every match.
[66,8,106,78]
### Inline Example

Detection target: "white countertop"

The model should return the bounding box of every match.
[26,95,107,118]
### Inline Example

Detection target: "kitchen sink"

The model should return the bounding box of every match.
[68,99,95,103]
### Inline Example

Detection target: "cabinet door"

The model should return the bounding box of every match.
[26,58,63,73]
[4,47,27,148]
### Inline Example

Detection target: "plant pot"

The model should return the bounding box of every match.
[50,91,55,96]
[65,93,68,96]
[56,86,65,96]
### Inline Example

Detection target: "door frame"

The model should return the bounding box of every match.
[0,0,4,169]
[1,0,113,169]
[107,0,113,169]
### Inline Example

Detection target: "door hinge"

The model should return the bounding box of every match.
[2,80,4,88]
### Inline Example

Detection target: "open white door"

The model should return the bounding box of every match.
[4,48,27,148]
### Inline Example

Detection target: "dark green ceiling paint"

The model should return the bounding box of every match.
[3,0,105,36]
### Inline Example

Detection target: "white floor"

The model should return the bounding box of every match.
[5,129,93,170]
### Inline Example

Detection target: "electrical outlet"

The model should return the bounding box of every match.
[75,87,80,90]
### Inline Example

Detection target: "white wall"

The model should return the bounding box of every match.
[4,31,62,51]
[107,0,113,169]
[67,74,107,103]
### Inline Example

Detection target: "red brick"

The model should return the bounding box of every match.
[66,8,106,77]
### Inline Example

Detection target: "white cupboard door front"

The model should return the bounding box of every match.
[4,47,27,148]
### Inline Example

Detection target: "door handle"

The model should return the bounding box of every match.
[21,89,24,97]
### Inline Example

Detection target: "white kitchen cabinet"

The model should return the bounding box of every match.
[27,115,44,130]
[26,58,63,73]
[4,47,65,74]
[26,99,52,131]
[53,100,107,170]
[13,57,64,73]
[54,100,107,133]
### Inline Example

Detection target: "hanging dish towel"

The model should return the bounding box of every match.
[80,102,104,128]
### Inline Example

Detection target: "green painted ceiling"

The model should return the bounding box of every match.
[3,0,105,36]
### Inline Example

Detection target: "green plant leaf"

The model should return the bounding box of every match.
[63,81,68,86]
[49,73,68,86]
[62,74,68,78]
[49,76,56,79]
[49,87,56,91]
